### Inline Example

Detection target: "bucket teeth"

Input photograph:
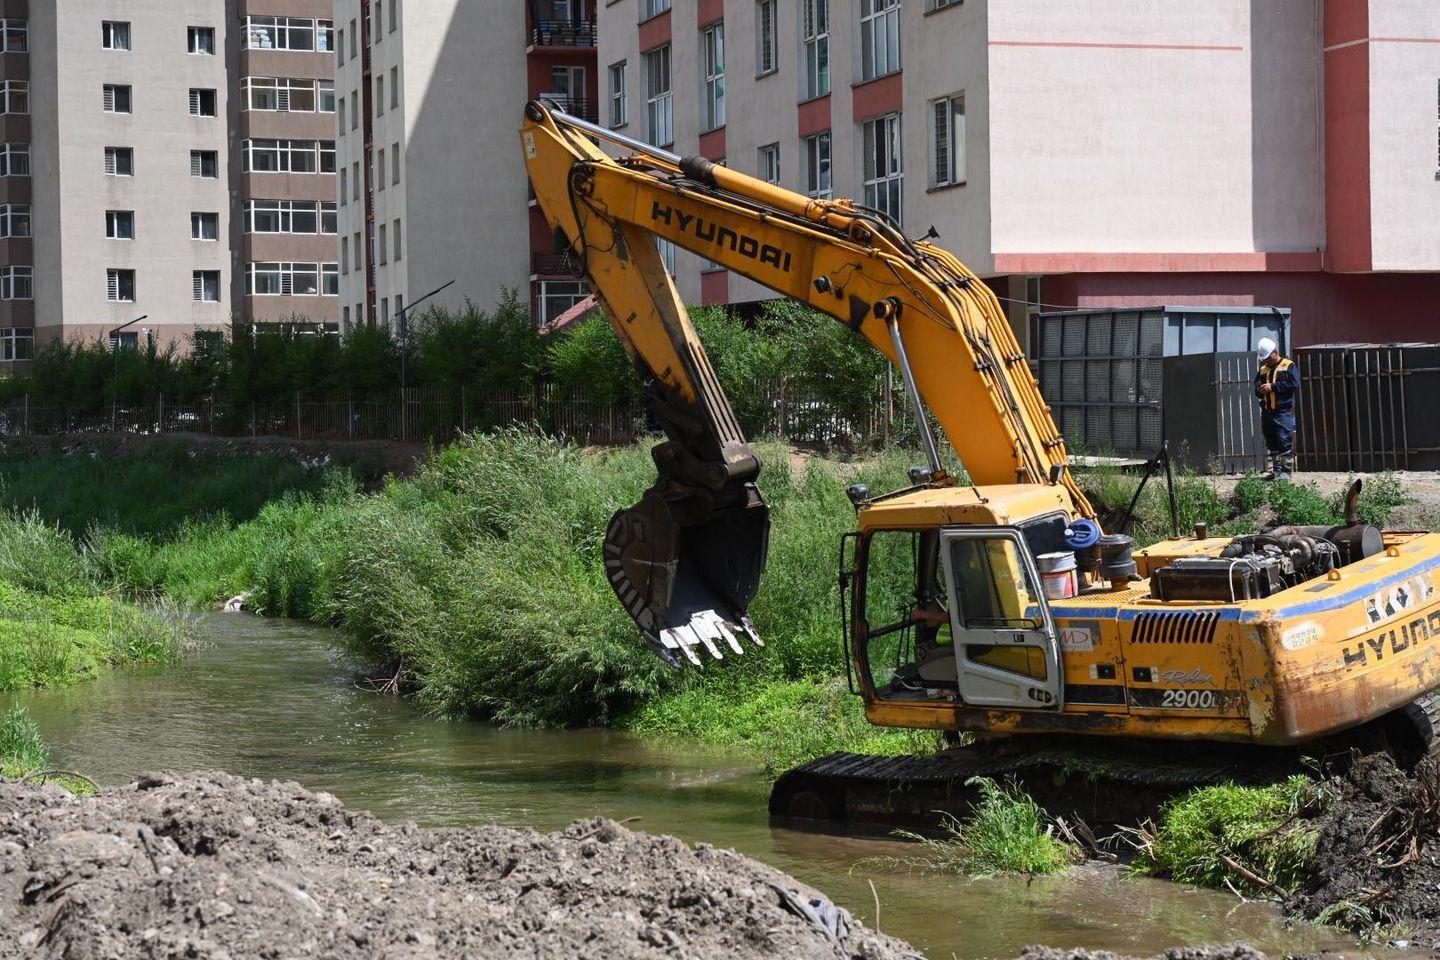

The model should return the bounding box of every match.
[658,610,759,664]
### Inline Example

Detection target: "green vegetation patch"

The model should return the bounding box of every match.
[0,512,192,691]
[1134,775,1320,895]
[885,776,1077,877]
[0,705,47,777]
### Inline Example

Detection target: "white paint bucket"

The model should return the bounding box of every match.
[1036,551,1078,600]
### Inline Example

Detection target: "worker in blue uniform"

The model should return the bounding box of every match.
[1254,337,1300,481]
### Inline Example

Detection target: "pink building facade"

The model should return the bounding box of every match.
[597,0,1440,347]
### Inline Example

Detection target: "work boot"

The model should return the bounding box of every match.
[1262,455,1277,481]
[1277,455,1294,481]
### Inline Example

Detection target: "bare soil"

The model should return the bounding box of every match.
[1287,755,1440,945]
[0,771,918,960]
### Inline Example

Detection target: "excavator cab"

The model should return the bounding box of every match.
[845,487,1070,716]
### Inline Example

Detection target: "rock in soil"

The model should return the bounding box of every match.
[0,771,919,960]
[1287,753,1440,943]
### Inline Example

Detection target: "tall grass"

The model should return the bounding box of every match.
[0,706,47,777]
[0,441,354,539]
[0,511,193,691]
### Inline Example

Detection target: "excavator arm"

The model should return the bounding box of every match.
[520,100,1093,666]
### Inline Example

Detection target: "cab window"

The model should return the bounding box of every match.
[948,536,1041,630]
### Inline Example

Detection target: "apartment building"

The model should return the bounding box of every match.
[0,1,338,372]
[231,1,341,330]
[598,0,1440,347]
[335,0,596,332]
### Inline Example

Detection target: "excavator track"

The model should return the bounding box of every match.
[771,694,1440,830]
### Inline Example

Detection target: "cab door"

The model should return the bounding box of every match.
[938,527,1064,710]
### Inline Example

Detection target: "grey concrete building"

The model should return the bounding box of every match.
[0,0,339,373]
[335,0,596,332]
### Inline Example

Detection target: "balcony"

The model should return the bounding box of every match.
[530,19,597,48]
[533,250,580,277]
[535,96,597,123]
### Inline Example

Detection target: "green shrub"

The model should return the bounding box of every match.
[0,706,47,776]
[1134,776,1319,894]
[1343,472,1410,527]
[892,777,1076,876]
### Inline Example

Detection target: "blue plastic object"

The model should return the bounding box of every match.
[1064,518,1102,550]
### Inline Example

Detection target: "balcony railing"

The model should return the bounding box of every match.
[535,96,597,123]
[530,20,597,47]
[533,250,580,277]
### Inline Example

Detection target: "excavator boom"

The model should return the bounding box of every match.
[519,100,1091,664]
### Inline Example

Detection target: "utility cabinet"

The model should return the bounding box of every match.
[1034,306,1290,465]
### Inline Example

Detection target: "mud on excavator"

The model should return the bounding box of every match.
[520,101,1440,825]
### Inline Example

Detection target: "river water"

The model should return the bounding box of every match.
[1,614,1392,959]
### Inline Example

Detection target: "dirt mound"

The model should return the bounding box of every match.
[0,771,919,960]
[1015,949,1266,960]
[1287,753,1440,942]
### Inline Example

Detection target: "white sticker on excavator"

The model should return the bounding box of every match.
[1058,622,1096,652]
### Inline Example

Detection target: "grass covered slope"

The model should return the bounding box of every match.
[0,512,191,690]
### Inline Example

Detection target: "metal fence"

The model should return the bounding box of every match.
[1296,343,1440,472]
[0,375,920,448]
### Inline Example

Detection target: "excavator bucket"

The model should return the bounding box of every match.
[603,482,769,668]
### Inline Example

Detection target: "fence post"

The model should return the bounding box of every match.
[111,399,117,434]
[22,393,27,435]
[295,392,302,440]
[399,387,406,442]
[347,393,354,440]
[778,378,788,438]
[883,367,894,444]
[250,399,256,438]
[157,393,164,434]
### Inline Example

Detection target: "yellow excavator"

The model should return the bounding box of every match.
[520,101,1440,822]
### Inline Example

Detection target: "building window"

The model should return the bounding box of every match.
[758,142,780,183]
[641,0,672,20]
[191,212,219,240]
[644,45,672,147]
[0,80,27,115]
[102,21,131,51]
[106,146,135,176]
[376,75,384,115]
[352,232,361,270]
[339,168,347,203]
[390,66,399,109]
[927,0,961,9]
[248,261,322,296]
[351,161,360,199]
[391,0,399,32]
[243,16,332,52]
[0,20,27,53]
[337,28,345,65]
[338,98,346,132]
[377,223,388,264]
[190,150,218,178]
[377,150,386,189]
[241,139,334,174]
[538,280,589,325]
[189,88,218,118]
[375,1,383,41]
[393,218,402,260]
[803,131,831,197]
[244,77,324,112]
[548,64,585,117]
[858,0,900,81]
[351,90,359,129]
[756,0,777,75]
[609,61,627,127]
[349,20,357,58]
[319,83,336,113]
[107,268,136,302]
[102,84,132,114]
[323,264,339,296]
[701,23,725,132]
[802,0,829,99]
[658,238,677,275]
[392,143,400,184]
[381,297,390,326]
[105,209,134,240]
[245,199,336,234]
[930,92,965,186]
[861,112,903,223]
[0,203,28,239]
[0,143,28,177]
[0,265,31,300]
[193,270,221,302]
[188,26,215,55]
[0,327,33,361]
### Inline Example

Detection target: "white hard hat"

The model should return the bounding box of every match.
[1256,337,1277,361]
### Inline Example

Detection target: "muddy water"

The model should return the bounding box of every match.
[1,614,1394,960]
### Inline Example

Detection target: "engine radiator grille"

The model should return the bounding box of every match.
[1130,611,1220,645]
